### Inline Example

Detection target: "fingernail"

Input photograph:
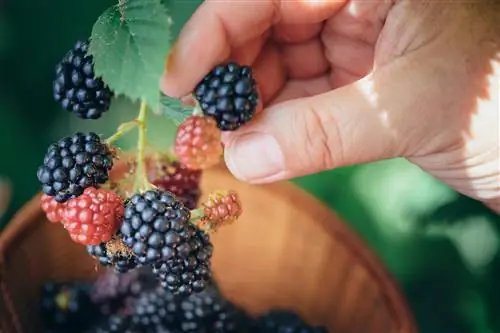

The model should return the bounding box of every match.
[225,133,285,181]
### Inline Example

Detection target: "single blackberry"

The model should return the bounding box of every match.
[254,310,328,333]
[177,285,243,333]
[91,315,132,333]
[150,160,202,210]
[40,282,97,332]
[37,132,114,203]
[130,287,179,329]
[90,268,157,315]
[152,224,213,296]
[194,62,259,131]
[87,241,139,274]
[53,40,114,119]
[119,190,192,265]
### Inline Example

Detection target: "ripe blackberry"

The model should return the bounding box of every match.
[91,315,132,333]
[194,62,259,131]
[149,159,202,210]
[119,189,192,265]
[177,285,242,333]
[40,282,96,332]
[254,310,327,333]
[90,268,158,315]
[53,40,113,119]
[37,132,114,203]
[174,115,223,170]
[152,224,213,296]
[130,288,179,329]
[87,241,139,273]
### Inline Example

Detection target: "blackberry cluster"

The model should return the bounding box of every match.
[178,286,242,333]
[194,62,259,131]
[40,282,96,333]
[90,268,157,315]
[130,288,179,329]
[53,40,114,119]
[119,189,193,265]
[253,311,328,333]
[91,315,131,333]
[152,224,213,296]
[87,241,139,274]
[150,160,202,210]
[37,132,114,203]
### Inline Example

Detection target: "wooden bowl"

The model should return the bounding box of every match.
[0,166,417,333]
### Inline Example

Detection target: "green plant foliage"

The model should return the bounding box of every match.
[89,0,172,111]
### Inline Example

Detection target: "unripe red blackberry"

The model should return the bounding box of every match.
[149,158,202,210]
[194,62,259,131]
[40,194,67,223]
[63,187,124,246]
[199,190,242,232]
[174,116,223,170]
[53,40,114,119]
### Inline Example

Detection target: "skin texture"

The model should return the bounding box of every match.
[161,0,500,213]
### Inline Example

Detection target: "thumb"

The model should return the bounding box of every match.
[223,61,425,183]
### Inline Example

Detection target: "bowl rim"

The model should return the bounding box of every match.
[0,166,418,333]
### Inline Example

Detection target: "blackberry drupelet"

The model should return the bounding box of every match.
[152,224,213,296]
[53,40,114,119]
[37,132,114,203]
[194,62,259,131]
[91,315,132,333]
[40,282,96,332]
[90,268,157,315]
[130,288,179,329]
[177,285,242,333]
[150,160,202,210]
[254,310,328,333]
[119,190,191,265]
[87,242,139,274]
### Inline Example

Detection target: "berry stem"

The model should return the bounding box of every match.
[133,100,154,192]
[189,207,205,223]
[105,120,138,144]
[192,102,204,116]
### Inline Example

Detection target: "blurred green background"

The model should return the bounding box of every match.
[1,1,499,332]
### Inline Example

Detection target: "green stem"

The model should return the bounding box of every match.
[189,208,205,223]
[133,100,153,192]
[105,121,138,145]
[192,102,204,116]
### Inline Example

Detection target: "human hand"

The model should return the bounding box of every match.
[161,0,500,213]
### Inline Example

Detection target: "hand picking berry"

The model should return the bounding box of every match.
[53,40,114,119]
[62,187,124,246]
[193,62,259,131]
[37,132,114,203]
[41,194,67,223]
[149,157,202,210]
[174,115,223,170]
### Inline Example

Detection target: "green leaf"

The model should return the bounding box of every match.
[89,0,172,110]
[160,95,193,125]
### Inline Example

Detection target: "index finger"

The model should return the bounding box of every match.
[161,0,346,98]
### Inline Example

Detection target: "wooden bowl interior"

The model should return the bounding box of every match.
[0,167,417,333]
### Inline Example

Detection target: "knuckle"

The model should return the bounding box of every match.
[293,102,344,172]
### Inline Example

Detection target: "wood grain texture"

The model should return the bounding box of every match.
[0,166,418,333]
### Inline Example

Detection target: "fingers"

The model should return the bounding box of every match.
[222,57,435,183]
[161,0,347,98]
